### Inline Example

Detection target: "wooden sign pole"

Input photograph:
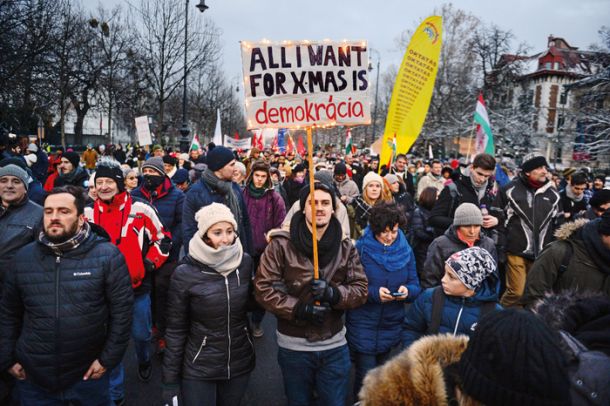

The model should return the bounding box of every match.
[306,127,319,280]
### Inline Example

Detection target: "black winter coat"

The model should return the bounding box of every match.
[0,226,133,392]
[163,254,255,384]
[429,173,497,236]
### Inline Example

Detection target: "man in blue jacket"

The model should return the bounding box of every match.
[183,146,252,255]
[0,185,133,405]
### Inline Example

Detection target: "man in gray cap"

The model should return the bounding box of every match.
[0,165,43,296]
[491,153,563,307]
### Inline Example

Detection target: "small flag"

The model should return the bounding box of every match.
[385,133,397,170]
[474,93,495,155]
[190,133,201,151]
[212,109,222,146]
[428,144,434,159]
[297,135,306,156]
[345,128,354,155]
[277,129,287,152]
[286,134,295,155]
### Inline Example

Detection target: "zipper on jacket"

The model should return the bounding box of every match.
[236,269,241,287]
[244,326,254,348]
[225,276,232,379]
[192,336,207,363]
[54,256,61,387]
[453,298,465,336]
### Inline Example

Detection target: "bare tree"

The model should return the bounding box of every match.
[130,0,221,143]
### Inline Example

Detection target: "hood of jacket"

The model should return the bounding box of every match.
[358,334,470,406]
[554,218,589,240]
[356,226,412,273]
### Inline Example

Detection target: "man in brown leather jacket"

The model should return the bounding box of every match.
[255,182,368,406]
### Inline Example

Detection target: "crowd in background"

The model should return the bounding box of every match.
[0,133,609,406]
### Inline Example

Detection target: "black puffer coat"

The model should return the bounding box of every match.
[0,225,133,392]
[163,254,255,384]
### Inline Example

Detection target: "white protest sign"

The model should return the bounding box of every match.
[241,40,371,129]
[224,137,252,150]
[135,116,152,146]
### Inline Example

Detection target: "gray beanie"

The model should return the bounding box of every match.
[0,164,29,191]
[453,202,483,226]
[142,157,165,176]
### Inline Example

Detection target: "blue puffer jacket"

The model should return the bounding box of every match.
[402,275,501,348]
[131,178,184,260]
[183,178,253,256]
[346,226,421,355]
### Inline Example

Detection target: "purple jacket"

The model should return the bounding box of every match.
[243,187,286,256]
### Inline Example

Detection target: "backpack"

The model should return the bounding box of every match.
[426,287,497,334]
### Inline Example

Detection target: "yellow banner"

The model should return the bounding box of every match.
[380,16,442,168]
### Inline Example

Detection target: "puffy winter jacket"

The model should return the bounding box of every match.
[0,226,133,392]
[409,206,435,278]
[522,219,610,306]
[402,277,501,348]
[183,178,253,255]
[0,199,42,294]
[421,226,497,288]
[131,178,184,260]
[163,255,254,384]
[492,175,563,260]
[242,186,286,256]
[53,166,88,189]
[346,227,421,354]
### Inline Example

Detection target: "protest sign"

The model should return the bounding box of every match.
[240,40,371,129]
[135,116,152,146]
[380,16,442,167]
[224,136,252,150]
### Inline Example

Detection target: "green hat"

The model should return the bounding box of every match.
[152,144,163,151]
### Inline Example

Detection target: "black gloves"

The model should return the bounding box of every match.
[294,302,331,326]
[310,279,340,306]
[162,384,180,406]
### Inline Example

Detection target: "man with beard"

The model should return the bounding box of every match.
[131,157,184,354]
[85,160,171,405]
[255,183,368,405]
[0,186,133,405]
[53,151,88,190]
[183,146,252,255]
[492,154,563,307]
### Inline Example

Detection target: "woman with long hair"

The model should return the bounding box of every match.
[348,172,393,239]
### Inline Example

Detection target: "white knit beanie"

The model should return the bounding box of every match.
[195,203,238,237]
[362,171,384,191]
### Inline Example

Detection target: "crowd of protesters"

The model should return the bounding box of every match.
[0,131,609,406]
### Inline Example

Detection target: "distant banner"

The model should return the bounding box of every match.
[240,40,371,129]
[380,16,442,167]
[225,136,252,150]
[135,116,152,146]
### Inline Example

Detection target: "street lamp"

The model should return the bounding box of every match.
[367,48,381,148]
[179,0,208,153]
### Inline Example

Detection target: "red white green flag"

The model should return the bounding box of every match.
[190,133,201,151]
[474,93,495,155]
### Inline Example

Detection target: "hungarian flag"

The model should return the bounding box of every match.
[345,128,354,155]
[297,135,306,156]
[385,133,397,170]
[474,93,495,155]
[190,133,201,151]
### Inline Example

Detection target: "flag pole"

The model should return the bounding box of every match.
[465,123,476,163]
[306,127,319,280]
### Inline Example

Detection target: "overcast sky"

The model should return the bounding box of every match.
[98,0,609,85]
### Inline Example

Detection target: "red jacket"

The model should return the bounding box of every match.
[85,192,171,288]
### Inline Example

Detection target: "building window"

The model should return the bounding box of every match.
[545,62,552,70]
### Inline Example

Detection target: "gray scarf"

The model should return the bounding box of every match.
[566,185,584,202]
[470,172,487,202]
[188,234,243,277]
[202,168,243,228]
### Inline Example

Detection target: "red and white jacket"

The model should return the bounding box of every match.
[85,191,171,289]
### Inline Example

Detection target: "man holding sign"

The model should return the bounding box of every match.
[255,183,367,405]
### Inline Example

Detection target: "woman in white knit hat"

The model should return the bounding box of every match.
[347,171,393,239]
[162,203,254,406]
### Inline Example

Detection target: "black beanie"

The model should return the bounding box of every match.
[590,189,610,210]
[458,309,570,406]
[162,155,177,167]
[334,162,347,176]
[599,208,610,236]
[62,151,81,169]
[95,163,125,193]
[206,146,235,171]
[521,155,549,173]
[298,182,336,213]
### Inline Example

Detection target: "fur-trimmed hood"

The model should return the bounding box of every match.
[553,218,588,240]
[358,334,477,406]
